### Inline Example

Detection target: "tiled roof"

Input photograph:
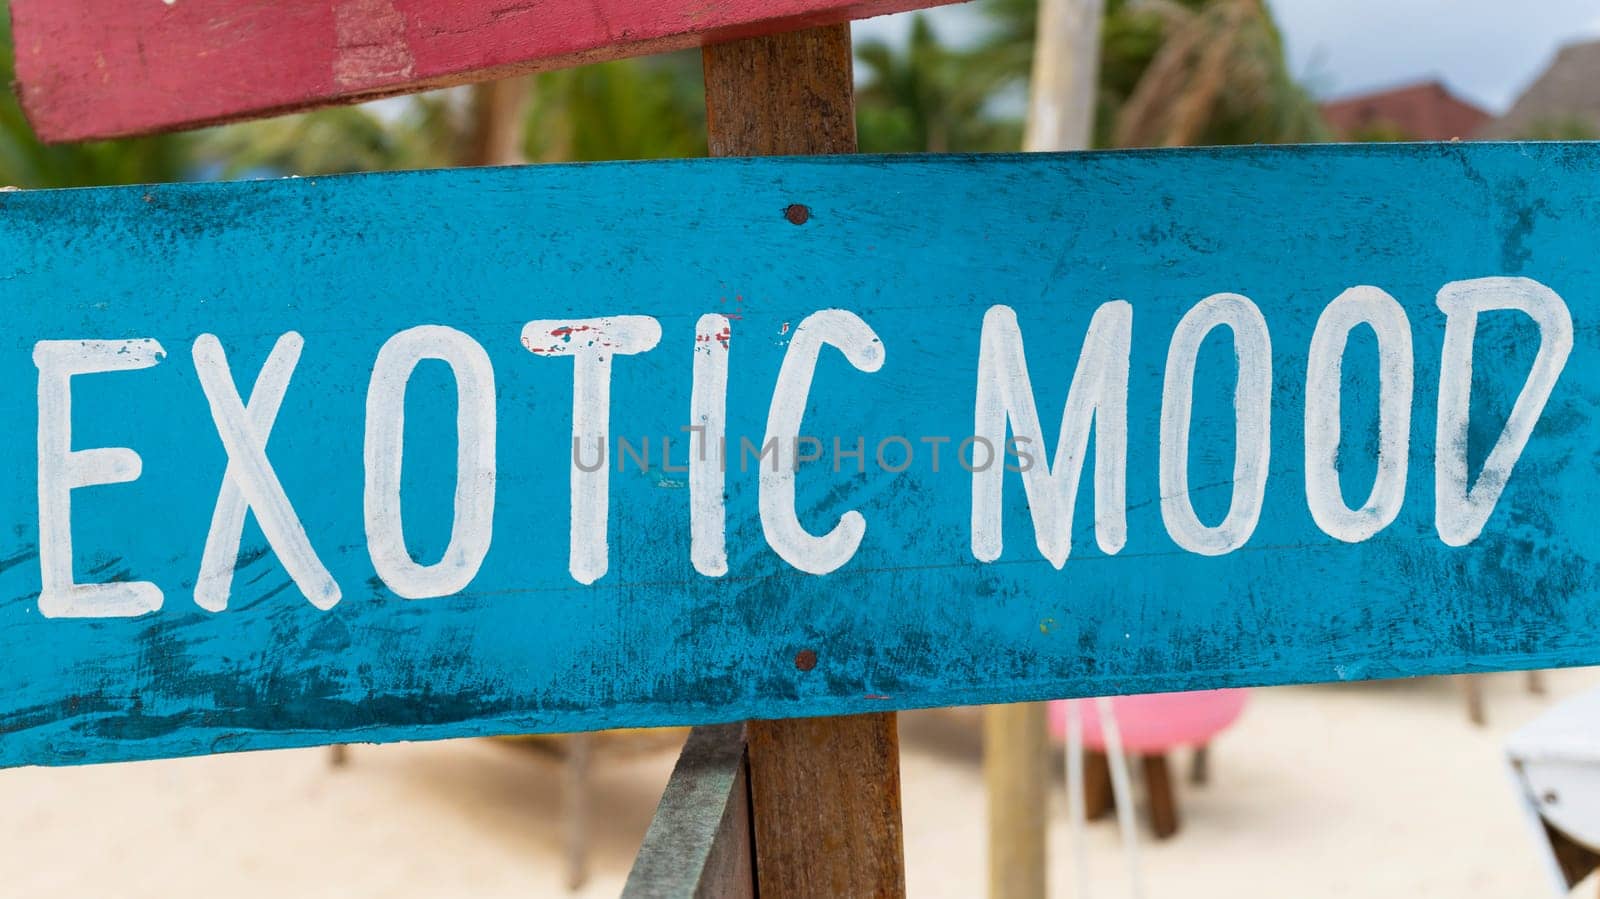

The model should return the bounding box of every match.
[1478,39,1600,139]
[1320,80,1489,141]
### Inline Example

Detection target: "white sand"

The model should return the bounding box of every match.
[903,671,1597,898]
[1,669,1593,898]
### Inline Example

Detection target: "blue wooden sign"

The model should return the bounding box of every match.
[2,143,1596,767]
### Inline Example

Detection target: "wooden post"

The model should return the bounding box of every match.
[1460,674,1486,726]
[464,78,533,167]
[743,715,905,896]
[1084,748,1113,819]
[703,26,858,158]
[562,732,595,890]
[1142,754,1179,839]
[986,4,1104,893]
[702,26,907,898]
[986,702,1049,899]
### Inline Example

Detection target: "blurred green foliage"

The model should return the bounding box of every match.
[522,53,708,162]
[202,101,460,178]
[949,0,1327,149]
[0,0,1330,187]
[856,14,1022,153]
[1347,122,1413,143]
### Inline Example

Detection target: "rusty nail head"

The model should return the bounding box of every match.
[784,204,810,225]
[794,649,817,671]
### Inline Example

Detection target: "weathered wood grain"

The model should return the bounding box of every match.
[702,24,858,158]
[986,702,1049,899]
[0,145,1595,768]
[1143,754,1179,838]
[623,724,754,899]
[9,0,961,143]
[746,714,907,896]
[704,25,906,896]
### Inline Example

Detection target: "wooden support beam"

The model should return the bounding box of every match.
[702,25,906,898]
[703,24,858,157]
[562,732,595,890]
[623,724,756,898]
[745,715,906,896]
[986,702,1049,899]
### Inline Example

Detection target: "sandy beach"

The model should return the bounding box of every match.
[1,668,1592,898]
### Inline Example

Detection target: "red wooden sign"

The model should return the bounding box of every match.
[11,0,959,143]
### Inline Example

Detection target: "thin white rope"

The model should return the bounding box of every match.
[1097,696,1145,899]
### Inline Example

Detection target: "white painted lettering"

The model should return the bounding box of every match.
[523,316,660,584]
[1159,293,1273,556]
[365,326,497,598]
[761,310,883,575]
[1435,276,1572,546]
[34,339,166,618]
[195,332,341,610]
[1304,287,1414,542]
[972,302,1131,568]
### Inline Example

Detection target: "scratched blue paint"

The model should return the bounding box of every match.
[1,143,1596,767]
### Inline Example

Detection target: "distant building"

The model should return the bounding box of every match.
[1320,80,1490,141]
[1478,39,1600,139]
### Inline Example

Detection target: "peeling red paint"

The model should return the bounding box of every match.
[695,326,732,349]
[333,0,415,89]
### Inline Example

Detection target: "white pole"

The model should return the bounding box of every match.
[1024,0,1105,153]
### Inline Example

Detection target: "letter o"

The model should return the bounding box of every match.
[1159,293,1272,556]
[364,326,497,598]
[1304,286,1413,542]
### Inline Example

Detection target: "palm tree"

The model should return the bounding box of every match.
[524,52,708,162]
[974,0,1325,148]
[1112,0,1325,146]
[972,0,1168,146]
[856,14,1022,153]
[0,0,1326,186]
[198,92,461,178]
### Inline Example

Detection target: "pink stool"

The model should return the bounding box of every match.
[1049,689,1248,837]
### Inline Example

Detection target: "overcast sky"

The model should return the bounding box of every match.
[854,1,1600,114]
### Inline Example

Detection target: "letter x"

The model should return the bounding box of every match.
[193,333,341,611]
